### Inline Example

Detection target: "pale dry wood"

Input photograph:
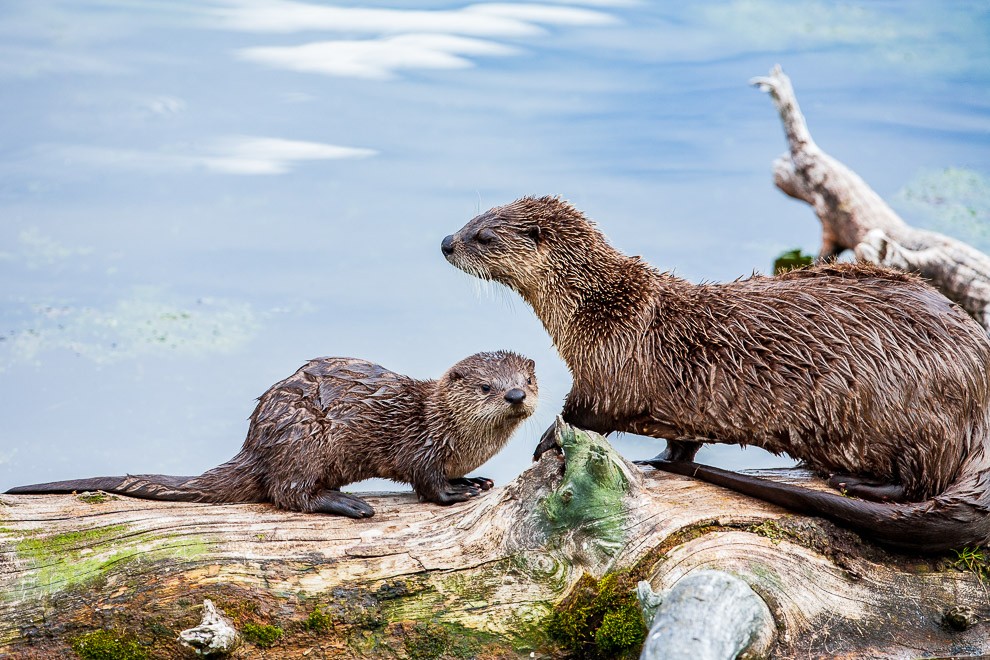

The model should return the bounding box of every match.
[0,424,987,658]
[178,599,240,656]
[755,64,990,331]
[640,570,774,660]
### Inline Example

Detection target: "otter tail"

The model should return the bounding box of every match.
[5,453,265,504]
[6,475,214,502]
[653,461,990,553]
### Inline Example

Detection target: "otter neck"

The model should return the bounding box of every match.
[424,385,518,478]
[521,245,666,370]
[520,242,623,333]
[424,388,460,448]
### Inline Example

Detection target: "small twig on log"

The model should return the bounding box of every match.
[754,64,990,331]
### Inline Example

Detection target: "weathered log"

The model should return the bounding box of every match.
[754,64,990,331]
[1,422,987,658]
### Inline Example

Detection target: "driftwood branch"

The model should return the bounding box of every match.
[1,423,987,658]
[754,64,990,331]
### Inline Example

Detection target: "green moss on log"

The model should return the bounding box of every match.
[6,525,211,600]
[71,630,149,660]
[544,571,645,659]
[400,620,499,660]
[241,622,284,648]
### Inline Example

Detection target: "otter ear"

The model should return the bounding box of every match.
[526,358,536,371]
[524,225,542,244]
[448,369,464,382]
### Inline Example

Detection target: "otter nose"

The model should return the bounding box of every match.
[441,235,455,256]
[504,388,526,404]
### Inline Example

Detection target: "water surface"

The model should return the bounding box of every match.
[2,1,989,493]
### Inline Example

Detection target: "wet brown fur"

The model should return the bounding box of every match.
[8,352,538,517]
[443,195,990,552]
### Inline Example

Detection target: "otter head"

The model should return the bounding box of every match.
[436,350,538,476]
[441,350,538,427]
[435,350,537,474]
[441,196,603,300]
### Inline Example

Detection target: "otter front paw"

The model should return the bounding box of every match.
[533,423,563,461]
[450,476,494,491]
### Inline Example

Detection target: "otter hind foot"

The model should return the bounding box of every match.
[827,474,907,502]
[449,477,494,491]
[309,491,375,518]
[635,440,704,468]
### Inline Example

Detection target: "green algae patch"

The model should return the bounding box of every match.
[71,629,149,660]
[544,571,645,659]
[13,525,134,598]
[8,525,211,600]
[538,424,632,562]
[896,167,990,251]
[297,579,533,658]
[399,620,500,660]
[749,519,796,545]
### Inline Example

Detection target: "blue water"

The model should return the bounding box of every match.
[2,1,989,493]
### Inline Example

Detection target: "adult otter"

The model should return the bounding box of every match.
[7,352,538,518]
[441,195,990,552]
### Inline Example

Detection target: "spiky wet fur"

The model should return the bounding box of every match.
[7,352,538,514]
[443,195,990,552]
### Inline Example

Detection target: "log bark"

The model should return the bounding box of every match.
[754,65,990,331]
[1,422,987,658]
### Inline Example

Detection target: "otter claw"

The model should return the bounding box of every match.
[533,423,563,461]
[450,477,494,491]
[435,489,476,505]
[447,482,482,496]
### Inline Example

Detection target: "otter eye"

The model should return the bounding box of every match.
[480,384,491,393]
[527,377,532,385]
[476,229,496,244]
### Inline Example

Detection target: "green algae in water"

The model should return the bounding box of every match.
[896,167,990,251]
[71,630,149,660]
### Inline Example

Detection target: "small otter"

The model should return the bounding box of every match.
[7,352,538,518]
[442,196,990,552]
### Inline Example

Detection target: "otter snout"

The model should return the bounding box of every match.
[504,388,526,404]
[441,235,455,257]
